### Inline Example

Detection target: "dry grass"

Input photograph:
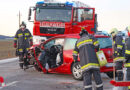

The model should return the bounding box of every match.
[0,40,16,60]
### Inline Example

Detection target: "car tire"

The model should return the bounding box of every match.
[34,63,42,72]
[72,62,83,80]
[106,72,117,79]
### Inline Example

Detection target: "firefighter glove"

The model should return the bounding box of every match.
[30,41,33,46]
[14,43,17,48]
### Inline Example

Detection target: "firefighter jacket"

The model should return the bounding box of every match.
[124,37,130,68]
[73,34,100,72]
[14,29,32,52]
[113,35,125,62]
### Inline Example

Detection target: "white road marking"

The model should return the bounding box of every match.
[0,57,18,64]
[0,81,19,89]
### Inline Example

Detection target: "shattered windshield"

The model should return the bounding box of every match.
[36,8,72,22]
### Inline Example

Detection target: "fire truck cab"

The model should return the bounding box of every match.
[28,1,97,44]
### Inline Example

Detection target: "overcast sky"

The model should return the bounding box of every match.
[0,0,130,36]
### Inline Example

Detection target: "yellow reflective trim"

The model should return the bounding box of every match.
[18,33,23,37]
[14,38,17,40]
[73,51,78,54]
[115,51,117,53]
[81,63,99,69]
[26,48,29,51]
[124,63,130,67]
[114,41,115,44]
[77,39,92,47]
[25,37,27,40]
[122,40,125,43]
[117,45,123,48]
[114,57,125,61]
[25,33,29,36]
[19,49,23,52]
[128,86,130,89]
[125,50,130,54]
[94,41,99,45]
[30,37,32,39]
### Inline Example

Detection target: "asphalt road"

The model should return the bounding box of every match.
[0,58,115,90]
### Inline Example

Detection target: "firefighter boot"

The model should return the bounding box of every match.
[19,56,24,69]
[117,71,123,81]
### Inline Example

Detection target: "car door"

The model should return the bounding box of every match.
[60,38,78,73]
[72,8,95,34]
[43,38,65,72]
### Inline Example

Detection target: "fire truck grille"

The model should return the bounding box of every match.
[40,27,65,34]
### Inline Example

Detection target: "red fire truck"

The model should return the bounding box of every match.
[28,0,97,44]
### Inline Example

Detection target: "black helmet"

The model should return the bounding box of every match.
[79,27,88,36]
[20,21,26,28]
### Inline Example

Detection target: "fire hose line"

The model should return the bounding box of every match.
[0,76,6,87]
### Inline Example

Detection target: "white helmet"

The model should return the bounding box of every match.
[110,28,118,37]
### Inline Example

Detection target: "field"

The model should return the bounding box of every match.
[0,40,16,60]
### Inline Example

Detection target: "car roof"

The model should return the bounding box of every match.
[53,34,110,39]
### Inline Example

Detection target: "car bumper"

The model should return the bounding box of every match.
[100,63,114,72]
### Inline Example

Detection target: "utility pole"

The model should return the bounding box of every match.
[18,11,21,28]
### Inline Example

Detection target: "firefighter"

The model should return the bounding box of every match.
[110,28,125,81]
[125,26,130,90]
[73,28,103,90]
[14,22,33,69]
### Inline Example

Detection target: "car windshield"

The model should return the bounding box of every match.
[36,8,72,22]
[97,37,112,49]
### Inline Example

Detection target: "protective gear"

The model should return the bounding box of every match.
[79,27,88,36]
[14,29,33,54]
[14,43,17,48]
[20,21,26,28]
[83,69,103,90]
[110,28,118,37]
[73,34,103,90]
[124,37,130,90]
[14,27,32,69]
[113,33,125,81]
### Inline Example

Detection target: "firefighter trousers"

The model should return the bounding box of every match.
[115,61,123,81]
[83,68,103,90]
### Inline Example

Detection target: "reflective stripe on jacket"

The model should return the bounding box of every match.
[14,29,32,52]
[113,35,125,58]
[73,34,100,72]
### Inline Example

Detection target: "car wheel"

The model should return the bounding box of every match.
[72,62,83,80]
[106,72,117,79]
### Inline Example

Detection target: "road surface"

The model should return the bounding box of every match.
[0,58,116,90]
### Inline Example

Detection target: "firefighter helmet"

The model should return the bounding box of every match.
[110,28,118,37]
[127,26,130,32]
[79,27,88,36]
[20,21,26,28]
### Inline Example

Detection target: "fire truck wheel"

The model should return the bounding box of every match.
[106,72,117,79]
[72,62,83,81]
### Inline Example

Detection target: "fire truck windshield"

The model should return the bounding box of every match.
[36,8,72,22]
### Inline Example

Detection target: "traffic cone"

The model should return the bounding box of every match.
[0,76,6,87]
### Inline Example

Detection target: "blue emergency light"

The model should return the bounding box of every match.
[36,1,45,4]
[65,1,73,6]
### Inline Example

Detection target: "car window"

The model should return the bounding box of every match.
[44,38,64,49]
[44,40,55,49]
[97,38,112,49]
[64,38,78,50]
